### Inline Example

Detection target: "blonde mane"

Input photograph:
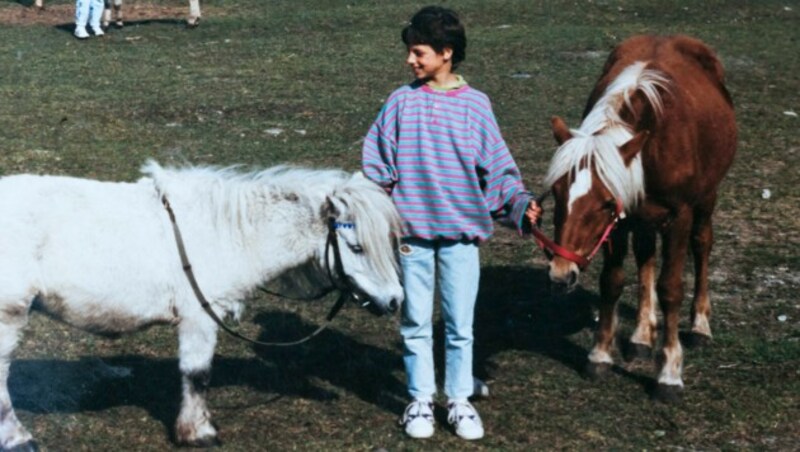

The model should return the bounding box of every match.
[544,62,669,210]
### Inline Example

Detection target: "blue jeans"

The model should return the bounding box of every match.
[400,238,480,400]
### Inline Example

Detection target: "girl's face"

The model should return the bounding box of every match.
[405,44,453,81]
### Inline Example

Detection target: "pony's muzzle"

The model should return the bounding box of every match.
[549,260,580,294]
[351,290,399,316]
[360,298,394,316]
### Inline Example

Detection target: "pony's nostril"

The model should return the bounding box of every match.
[568,270,579,286]
[389,299,399,313]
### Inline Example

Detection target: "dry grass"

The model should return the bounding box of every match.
[0,2,226,26]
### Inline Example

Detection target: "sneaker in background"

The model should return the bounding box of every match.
[74,27,90,39]
[473,377,490,398]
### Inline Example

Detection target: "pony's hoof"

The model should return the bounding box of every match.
[651,383,682,403]
[624,343,653,362]
[178,435,220,448]
[187,17,201,28]
[5,440,40,452]
[683,332,712,349]
[583,362,611,381]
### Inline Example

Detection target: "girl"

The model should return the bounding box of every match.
[362,6,542,441]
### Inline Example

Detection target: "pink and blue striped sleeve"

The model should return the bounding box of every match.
[475,106,533,233]
[362,97,399,193]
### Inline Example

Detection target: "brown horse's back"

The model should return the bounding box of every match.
[585,35,737,206]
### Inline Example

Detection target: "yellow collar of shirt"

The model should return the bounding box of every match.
[426,75,467,92]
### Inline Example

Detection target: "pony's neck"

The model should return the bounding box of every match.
[153,167,331,293]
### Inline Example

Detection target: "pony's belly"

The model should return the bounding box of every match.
[32,293,178,336]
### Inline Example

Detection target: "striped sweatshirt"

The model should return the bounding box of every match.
[362,81,533,242]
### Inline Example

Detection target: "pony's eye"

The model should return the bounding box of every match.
[349,244,365,254]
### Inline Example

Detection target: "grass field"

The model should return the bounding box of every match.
[1,0,799,450]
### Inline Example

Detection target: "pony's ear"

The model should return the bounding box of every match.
[620,130,650,165]
[324,196,339,219]
[551,116,572,145]
[324,196,347,219]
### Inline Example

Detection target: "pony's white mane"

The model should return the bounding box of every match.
[335,173,403,281]
[142,160,401,282]
[544,61,669,210]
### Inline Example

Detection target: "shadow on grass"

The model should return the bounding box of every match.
[53,19,191,34]
[9,311,406,443]
[10,355,182,440]
[251,310,407,413]
[471,265,691,398]
[470,265,598,379]
[9,266,652,441]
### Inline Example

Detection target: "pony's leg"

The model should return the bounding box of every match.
[112,0,122,27]
[187,0,201,27]
[686,204,715,347]
[625,226,658,361]
[175,315,219,447]
[653,208,692,402]
[0,300,37,451]
[585,226,629,379]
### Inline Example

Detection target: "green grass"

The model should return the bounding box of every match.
[1,0,799,450]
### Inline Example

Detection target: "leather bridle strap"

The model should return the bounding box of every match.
[161,195,348,347]
[530,193,623,270]
[531,226,591,269]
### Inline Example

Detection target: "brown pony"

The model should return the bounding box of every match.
[541,35,736,401]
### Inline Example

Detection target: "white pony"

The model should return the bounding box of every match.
[0,161,403,450]
[33,0,203,28]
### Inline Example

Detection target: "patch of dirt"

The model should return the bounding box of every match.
[0,3,216,26]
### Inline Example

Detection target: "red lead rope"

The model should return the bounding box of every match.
[531,196,624,270]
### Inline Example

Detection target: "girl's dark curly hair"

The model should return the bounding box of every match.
[401,6,466,69]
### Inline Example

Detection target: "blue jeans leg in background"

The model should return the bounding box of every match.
[75,0,103,30]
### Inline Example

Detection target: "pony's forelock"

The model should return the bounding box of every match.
[335,173,402,281]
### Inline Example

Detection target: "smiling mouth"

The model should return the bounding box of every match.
[412,68,428,79]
